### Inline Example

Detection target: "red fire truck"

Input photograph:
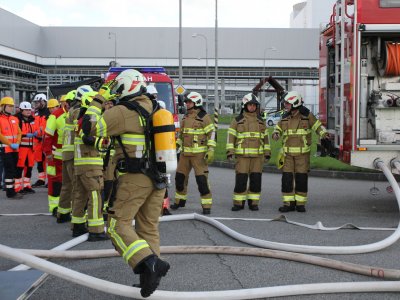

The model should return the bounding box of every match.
[319,0,400,172]
[104,67,181,133]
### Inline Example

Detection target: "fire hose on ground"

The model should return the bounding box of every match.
[0,158,399,298]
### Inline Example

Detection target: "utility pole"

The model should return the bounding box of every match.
[179,0,183,86]
[214,0,219,132]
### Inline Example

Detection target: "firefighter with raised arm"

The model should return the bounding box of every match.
[171,91,216,215]
[272,91,329,213]
[82,69,171,298]
[71,88,109,241]
[226,93,270,211]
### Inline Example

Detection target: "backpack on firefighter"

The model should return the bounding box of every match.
[114,99,177,190]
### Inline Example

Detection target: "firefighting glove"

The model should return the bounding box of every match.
[10,143,19,150]
[265,155,271,161]
[26,133,35,138]
[205,148,215,164]
[227,154,233,161]
[98,80,118,101]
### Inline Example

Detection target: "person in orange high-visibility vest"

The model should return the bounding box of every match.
[15,101,39,194]
[32,93,50,187]
[43,98,64,216]
[0,96,23,199]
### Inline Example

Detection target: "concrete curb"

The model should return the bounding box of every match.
[212,161,400,182]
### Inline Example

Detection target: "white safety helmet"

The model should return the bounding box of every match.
[146,85,158,95]
[284,91,303,108]
[33,93,47,102]
[19,101,32,110]
[241,93,259,108]
[157,100,166,109]
[112,69,147,99]
[76,85,93,101]
[184,91,203,107]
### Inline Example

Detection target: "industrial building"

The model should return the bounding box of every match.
[0,6,320,112]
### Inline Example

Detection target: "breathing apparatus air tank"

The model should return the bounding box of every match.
[153,108,177,174]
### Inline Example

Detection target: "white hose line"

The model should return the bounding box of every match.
[159,163,400,255]
[17,245,400,280]
[1,243,400,299]
[212,216,395,231]
[10,233,88,271]
[1,214,395,230]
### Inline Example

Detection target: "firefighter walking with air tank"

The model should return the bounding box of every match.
[171,91,216,215]
[83,69,174,298]
[227,93,271,211]
[272,91,329,212]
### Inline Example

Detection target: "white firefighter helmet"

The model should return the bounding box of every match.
[19,101,32,110]
[146,84,158,95]
[185,91,203,107]
[157,100,166,109]
[112,69,147,99]
[241,93,259,108]
[76,85,93,101]
[284,91,303,108]
[33,93,47,102]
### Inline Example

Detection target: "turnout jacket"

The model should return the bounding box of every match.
[273,107,327,155]
[176,108,216,156]
[226,111,270,158]
[87,94,152,164]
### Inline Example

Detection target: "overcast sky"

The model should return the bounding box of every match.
[0,0,302,28]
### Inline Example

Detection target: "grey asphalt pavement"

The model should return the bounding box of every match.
[0,166,399,300]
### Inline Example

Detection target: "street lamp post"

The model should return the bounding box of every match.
[108,32,117,65]
[263,46,277,76]
[192,33,209,102]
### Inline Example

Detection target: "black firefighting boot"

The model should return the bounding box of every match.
[278,201,296,213]
[296,204,306,212]
[52,207,58,217]
[248,200,259,211]
[57,213,71,224]
[170,199,186,210]
[72,223,88,237]
[162,208,172,216]
[32,179,46,188]
[87,232,109,242]
[231,201,245,211]
[134,255,170,298]
[202,208,211,215]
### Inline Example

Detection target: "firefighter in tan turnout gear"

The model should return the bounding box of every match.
[272,91,329,212]
[70,87,109,241]
[171,91,216,215]
[84,69,170,298]
[226,93,271,211]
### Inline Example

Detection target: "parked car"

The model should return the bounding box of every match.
[266,112,281,126]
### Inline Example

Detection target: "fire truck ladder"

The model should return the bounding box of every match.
[334,0,347,148]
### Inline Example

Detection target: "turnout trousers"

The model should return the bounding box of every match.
[233,156,264,206]
[281,153,310,205]
[57,159,74,216]
[174,153,212,209]
[107,173,165,269]
[71,169,104,233]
